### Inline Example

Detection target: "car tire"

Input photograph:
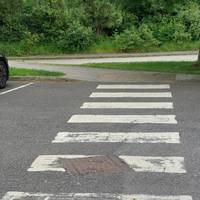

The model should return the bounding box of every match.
[0,61,8,89]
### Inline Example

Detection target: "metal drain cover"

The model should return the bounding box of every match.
[59,155,129,175]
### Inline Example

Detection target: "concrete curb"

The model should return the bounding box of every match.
[9,51,198,60]
[9,76,77,82]
[176,74,200,81]
[9,73,200,83]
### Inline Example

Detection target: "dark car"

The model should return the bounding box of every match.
[0,55,9,89]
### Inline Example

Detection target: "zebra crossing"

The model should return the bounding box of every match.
[1,192,193,200]
[1,84,192,200]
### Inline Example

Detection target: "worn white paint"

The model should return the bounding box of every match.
[81,102,174,109]
[68,115,177,124]
[1,192,193,200]
[90,92,172,98]
[97,84,170,89]
[28,155,185,173]
[119,156,186,173]
[28,155,97,172]
[52,132,180,144]
[0,83,34,95]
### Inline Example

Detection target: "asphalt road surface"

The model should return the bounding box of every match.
[0,81,200,200]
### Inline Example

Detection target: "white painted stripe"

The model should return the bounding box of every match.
[90,92,172,98]
[0,83,34,95]
[68,115,177,124]
[1,192,193,200]
[28,155,95,172]
[52,132,180,144]
[97,84,170,89]
[28,155,186,173]
[119,156,186,173]
[81,102,174,109]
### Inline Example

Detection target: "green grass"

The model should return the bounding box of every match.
[87,37,120,53]
[83,61,200,74]
[0,40,199,56]
[0,42,63,57]
[10,68,65,77]
[87,39,199,54]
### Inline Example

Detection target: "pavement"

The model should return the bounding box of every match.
[0,80,200,200]
[8,51,200,82]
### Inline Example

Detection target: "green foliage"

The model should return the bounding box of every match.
[10,68,65,77]
[138,24,160,46]
[21,32,40,54]
[115,27,143,51]
[84,0,123,35]
[0,0,199,55]
[178,1,200,40]
[0,15,26,42]
[115,25,159,52]
[87,36,119,53]
[22,2,70,41]
[57,23,94,52]
[84,61,200,74]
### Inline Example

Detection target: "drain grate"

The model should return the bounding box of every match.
[59,155,130,175]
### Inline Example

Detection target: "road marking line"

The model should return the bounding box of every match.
[1,192,193,200]
[52,132,180,144]
[90,92,172,98]
[68,115,177,124]
[119,156,186,173]
[0,83,34,95]
[28,155,186,173]
[81,102,174,109]
[28,155,94,172]
[97,84,170,89]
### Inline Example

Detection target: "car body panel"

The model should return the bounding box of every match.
[0,54,9,80]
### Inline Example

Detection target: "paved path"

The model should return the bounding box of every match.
[1,81,200,200]
[9,52,199,82]
[10,52,198,65]
[9,61,175,82]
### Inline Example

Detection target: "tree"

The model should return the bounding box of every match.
[84,0,123,35]
[0,0,23,25]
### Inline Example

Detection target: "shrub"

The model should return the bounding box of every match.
[189,22,200,40]
[22,2,71,42]
[0,15,26,42]
[173,31,192,43]
[115,27,143,52]
[21,31,40,54]
[138,24,160,47]
[57,23,94,52]
[115,24,159,52]
[178,1,200,40]
[148,17,192,43]
[84,0,123,35]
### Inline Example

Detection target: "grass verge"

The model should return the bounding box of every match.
[0,40,199,56]
[10,68,65,77]
[83,61,200,74]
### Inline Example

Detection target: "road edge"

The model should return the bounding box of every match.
[9,73,200,82]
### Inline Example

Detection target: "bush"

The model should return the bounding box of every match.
[173,31,192,43]
[22,2,71,42]
[138,24,160,47]
[57,23,94,52]
[178,1,200,40]
[115,25,159,52]
[0,15,26,42]
[20,31,40,54]
[115,27,143,52]
[147,17,192,43]
[189,22,200,40]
